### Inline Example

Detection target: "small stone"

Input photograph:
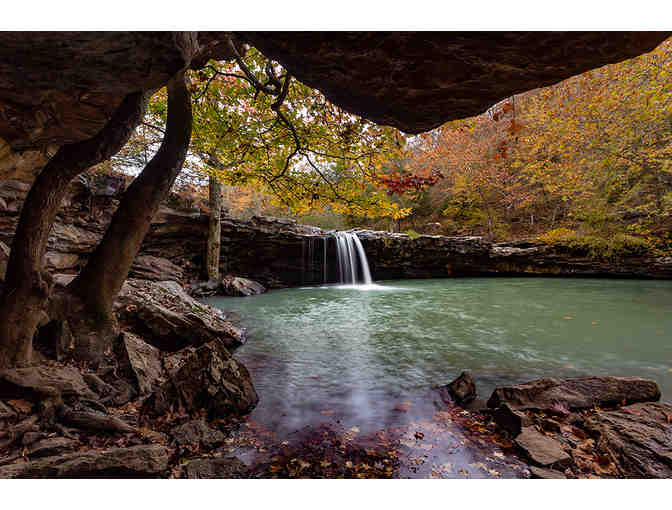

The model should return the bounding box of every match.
[171,419,225,450]
[529,466,567,479]
[515,427,571,467]
[492,403,532,437]
[181,457,249,479]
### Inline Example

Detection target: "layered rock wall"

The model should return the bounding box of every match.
[2,175,671,288]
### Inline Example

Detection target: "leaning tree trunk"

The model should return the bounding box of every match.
[0,93,146,368]
[65,71,192,363]
[206,175,222,281]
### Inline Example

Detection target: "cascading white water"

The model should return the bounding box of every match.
[334,231,372,285]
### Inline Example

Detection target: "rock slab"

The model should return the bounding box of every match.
[114,279,246,352]
[584,402,672,478]
[487,376,661,412]
[0,445,169,478]
[515,427,571,467]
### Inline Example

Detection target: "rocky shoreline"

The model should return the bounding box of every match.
[1,173,671,478]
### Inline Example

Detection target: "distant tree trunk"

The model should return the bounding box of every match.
[0,92,146,368]
[65,71,192,363]
[206,175,222,281]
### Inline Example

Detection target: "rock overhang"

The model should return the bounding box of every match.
[0,31,669,177]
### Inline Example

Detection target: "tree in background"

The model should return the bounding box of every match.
[139,44,409,279]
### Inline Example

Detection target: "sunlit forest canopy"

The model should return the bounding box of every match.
[110,37,672,255]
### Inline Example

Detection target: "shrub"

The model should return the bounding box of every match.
[538,228,651,260]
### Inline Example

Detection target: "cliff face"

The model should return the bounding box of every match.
[1,175,671,287]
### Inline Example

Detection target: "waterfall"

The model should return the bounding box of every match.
[334,231,373,285]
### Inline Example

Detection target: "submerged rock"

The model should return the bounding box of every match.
[487,376,661,412]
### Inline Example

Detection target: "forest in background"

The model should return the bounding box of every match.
[107,36,672,259]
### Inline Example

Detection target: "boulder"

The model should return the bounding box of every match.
[0,444,169,478]
[170,419,225,450]
[180,456,250,479]
[129,255,184,283]
[584,402,672,478]
[0,365,98,402]
[221,276,266,297]
[515,427,571,468]
[143,341,258,420]
[117,332,165,396]
[444,371,477,406]
[114,279,246,351]
[188,279,221,298]
[487,376,661,412]
[492,403,532,437]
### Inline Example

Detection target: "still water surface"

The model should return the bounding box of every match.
[206,278,672,435]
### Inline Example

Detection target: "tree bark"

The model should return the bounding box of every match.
[66,71,192,363]
[0,93,146,368]
[206,175,222,281]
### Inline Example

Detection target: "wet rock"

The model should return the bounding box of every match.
[181,456,250,479]
[445,371,477,406]
[114,279,246,352]
[515,427,571,468]
[0,444,170,478]
[584,402,672,478]
[143,341,258,420]
[221,275,266,297]
[0,365,98,402]
[117,332,165,396]
[492,403,532,437]
[487,376,661,412]
[170,419,225,450]
[529,466,567,479]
